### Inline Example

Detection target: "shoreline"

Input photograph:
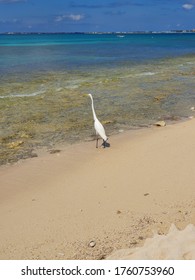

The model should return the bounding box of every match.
[1,51,195,166]
[0,114,189,167]
[1,118,195,259]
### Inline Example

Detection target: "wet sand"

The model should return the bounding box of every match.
[1,118,195,260]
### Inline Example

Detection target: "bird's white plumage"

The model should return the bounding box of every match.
[88,93,108,142]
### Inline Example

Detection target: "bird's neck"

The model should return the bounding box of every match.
[90,96,97,121]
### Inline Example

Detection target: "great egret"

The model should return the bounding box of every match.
[88,93,109,148]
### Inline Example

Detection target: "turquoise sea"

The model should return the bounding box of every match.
[0,33,195,164]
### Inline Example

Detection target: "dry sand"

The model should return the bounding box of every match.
[1,118,195,260]
[107,224,195,260]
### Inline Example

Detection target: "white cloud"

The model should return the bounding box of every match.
[69,14,84,21]
[182,3,194,10]
[55,14,84,22]
[55,16,64,22]
[0,18,20,23]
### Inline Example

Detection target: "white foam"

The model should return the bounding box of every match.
[120,71,158,79]
[65,84,79,89]
[56,87,63,92]
[0,89,46,99]
[186,62,195,65]
[136,72,157,77]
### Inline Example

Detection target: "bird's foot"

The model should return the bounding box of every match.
[102,140,110,148]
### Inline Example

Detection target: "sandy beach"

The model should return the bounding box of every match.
[1,118,195,260]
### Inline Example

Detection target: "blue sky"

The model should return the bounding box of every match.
[0,0,195,32]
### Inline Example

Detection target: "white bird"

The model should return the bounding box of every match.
[88,93,109,148]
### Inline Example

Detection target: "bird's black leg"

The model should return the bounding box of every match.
[96,135,99,148]
[102,140,106,148]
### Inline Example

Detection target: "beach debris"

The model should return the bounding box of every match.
[118,129,124,133]
[88,240,96,248]
[154,121,166,127]
[20,132,31,139]
[162,115,180,121]
[130,241,138,246]
[138,236,144,240]
[144,193,150,196]
[99,254,106,260]
[153,95,166,102]
[49,149,61,154]
[117,210,122,214]
[102,120,113,125]
[58,252,65,256]
[190,106,195,111]
[30,152,38,158]
[7,140,24,149]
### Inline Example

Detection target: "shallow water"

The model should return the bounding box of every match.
[1,34,195,164]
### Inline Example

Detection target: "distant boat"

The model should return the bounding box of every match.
[117,35,125,38]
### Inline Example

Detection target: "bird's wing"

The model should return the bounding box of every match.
[95,119,107,141]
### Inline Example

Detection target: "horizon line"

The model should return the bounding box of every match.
[1,29,195,35]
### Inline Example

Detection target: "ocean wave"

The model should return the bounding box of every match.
[135,72,157,76]
[186,61,195,65]
[120,71,158,80]
[64,84,79,89]
[0,89,46,99]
